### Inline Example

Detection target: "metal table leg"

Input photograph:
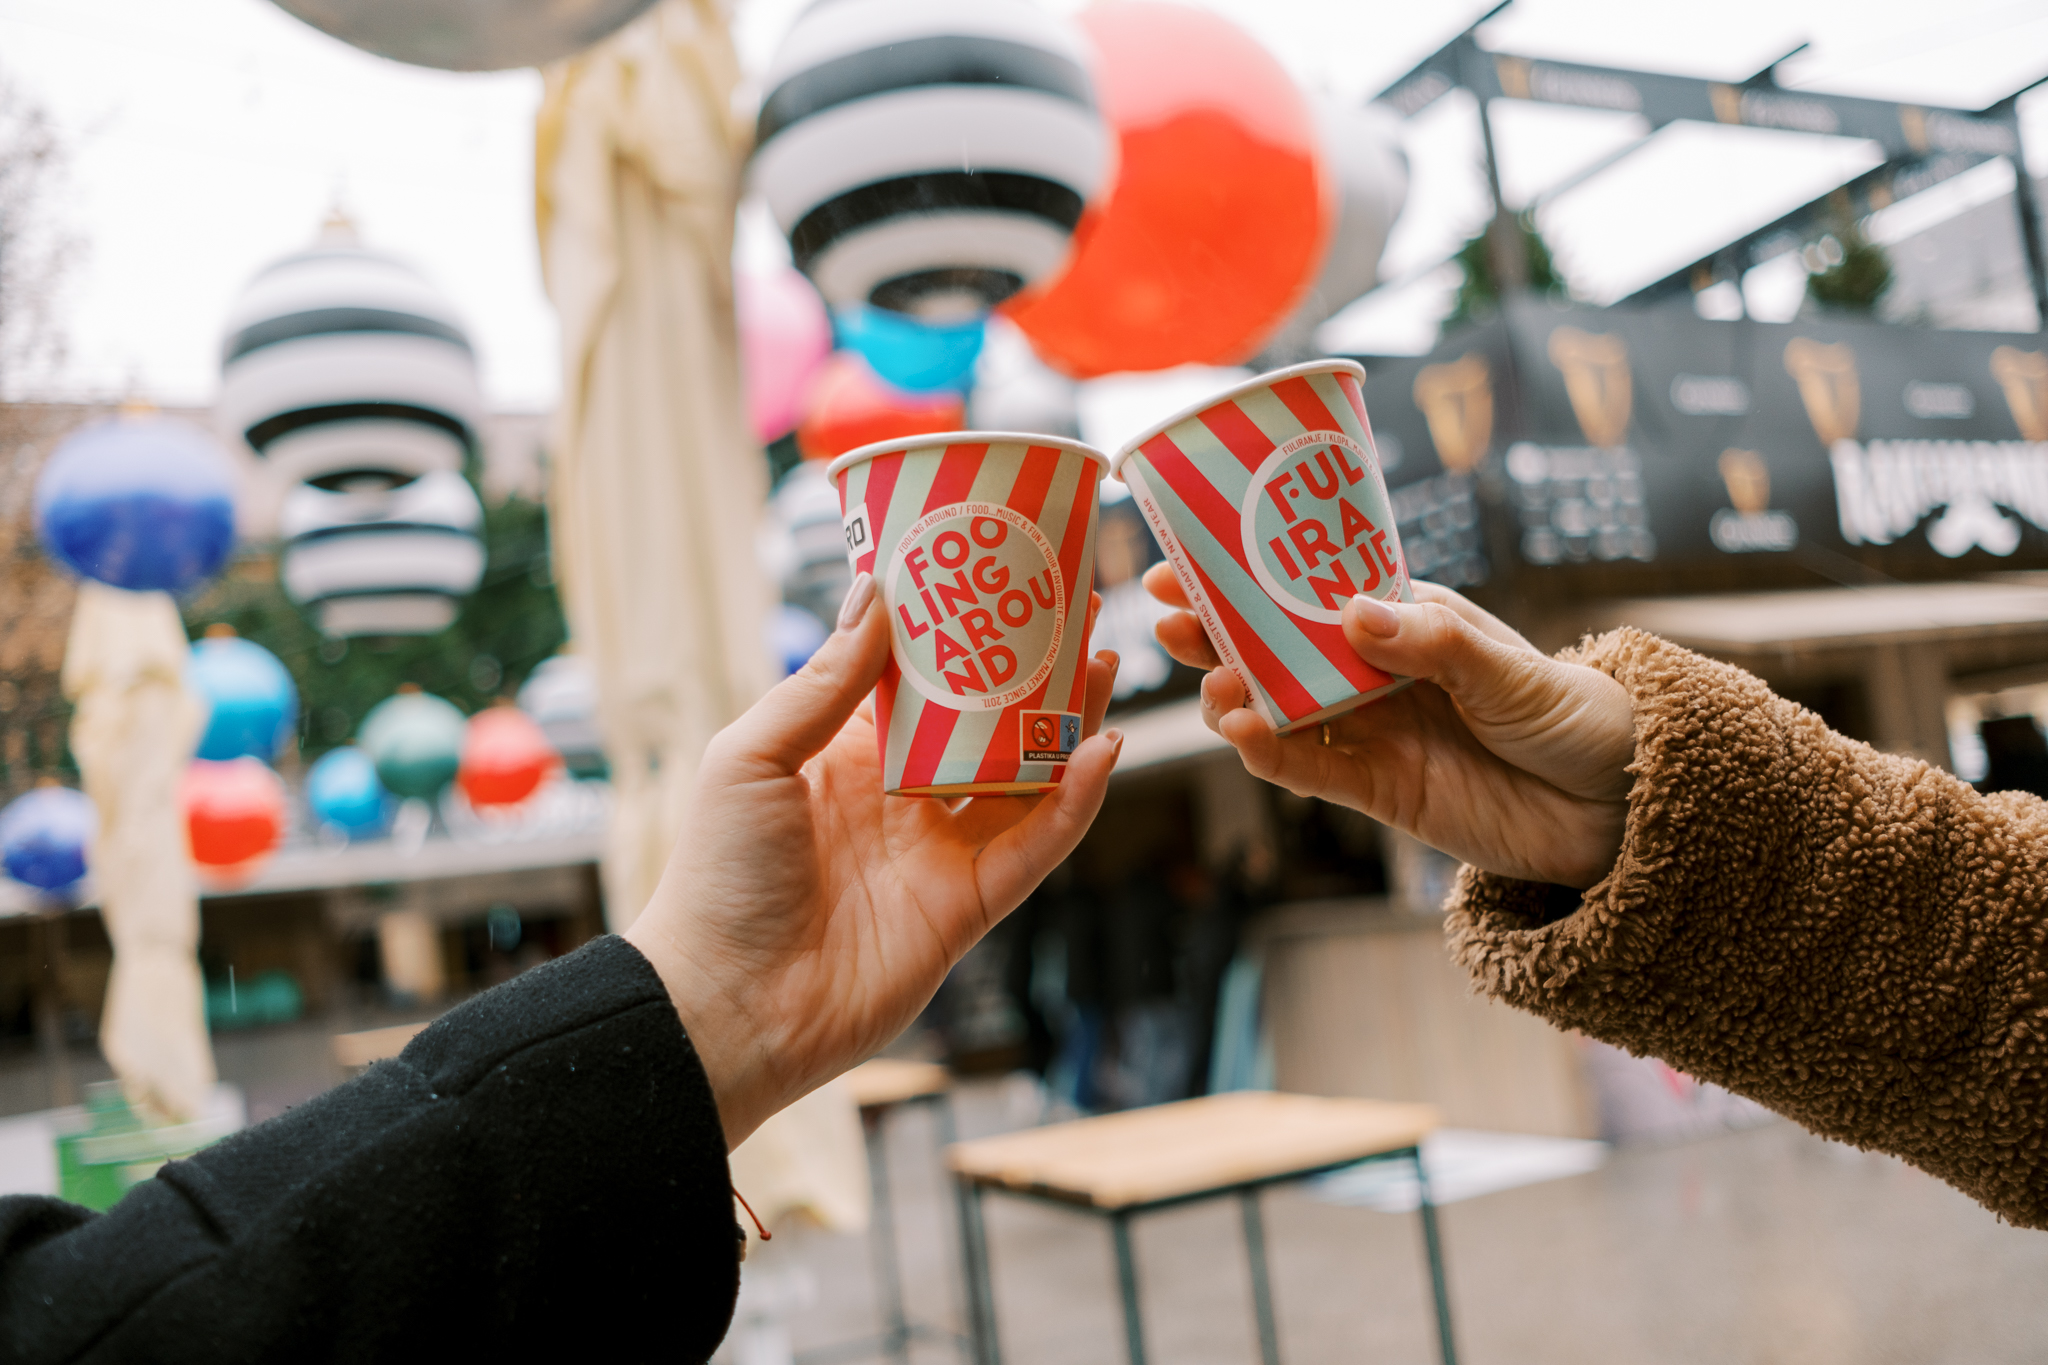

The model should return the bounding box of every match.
[1110,1211,1148,1365]
[1238,1187,1282,1365]
[863,1111,911,1365]
[954,1177,1002,1365]
[1410,1147,1458,1365]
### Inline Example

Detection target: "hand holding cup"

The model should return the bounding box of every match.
[626,582,1121,1148]
[1146,565,1635,891]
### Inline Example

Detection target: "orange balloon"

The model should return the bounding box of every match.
[1003,1,1332,378]
[795,351,967,463]
[459,704,559,809]
[182,758,285,870]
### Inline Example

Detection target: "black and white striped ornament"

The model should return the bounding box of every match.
[278,470,485,638]
[217,222,482,488]
[752,0,1107,319]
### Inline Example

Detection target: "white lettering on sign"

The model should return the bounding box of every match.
[1740,90,1838,134]
[1924,110,2017,156]
[1671,375,1751,416]
[1528,65,1642,111]
[1903,382,1975,420]
[1831,439,2048,558]
[1710,509,1798,553]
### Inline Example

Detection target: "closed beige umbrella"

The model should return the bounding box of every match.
[534,0,867,1257]
[62,582,214,1122]
[536,0,780,930]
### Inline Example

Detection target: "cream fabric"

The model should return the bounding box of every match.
[62,582,214,1122]
[535,0,864,1240]
[536,0,779,931]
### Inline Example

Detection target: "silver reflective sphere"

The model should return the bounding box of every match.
[269,0,660,71]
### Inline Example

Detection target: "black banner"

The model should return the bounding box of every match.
[1351,300,2048,598]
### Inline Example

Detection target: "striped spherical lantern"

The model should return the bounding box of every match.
[278,469,485,637]
[216,217,481,489]
[752,0,1108,320]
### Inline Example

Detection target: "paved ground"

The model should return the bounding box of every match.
[4,1033,2045,1364]
[741,1078,2048,1365]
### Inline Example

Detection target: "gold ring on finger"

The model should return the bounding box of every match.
[1321,722,1331,747]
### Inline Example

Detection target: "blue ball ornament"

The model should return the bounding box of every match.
[34,416,238,593]
[189,633,299,762]
[0,786,96,892]
[834,308,985,393]
[306,746,390,837]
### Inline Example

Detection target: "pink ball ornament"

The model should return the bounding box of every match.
[738,267,833,445]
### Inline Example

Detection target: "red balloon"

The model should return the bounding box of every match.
[182,758,285,870]
[795,352,966,463]
[1003,1,1332,378]
[458,704,558,809]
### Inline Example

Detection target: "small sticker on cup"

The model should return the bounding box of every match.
[843,506,871,561]
[1021,710,1083,762]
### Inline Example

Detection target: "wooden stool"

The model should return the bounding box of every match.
[804,1058,971,1365]
[946,1092,1455,1365]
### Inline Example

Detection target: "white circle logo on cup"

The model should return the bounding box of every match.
[1240,430,1403,625]
[887,502,1066,711]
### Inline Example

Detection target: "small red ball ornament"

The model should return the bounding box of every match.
[458,704,559,809]
[182,758,286,871]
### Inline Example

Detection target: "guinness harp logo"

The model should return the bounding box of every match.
[1718,449,1770,513]
[1785,338,1860,446]
[1992,346,2048,441]
[1547,327,1632,448]
[1413,353,1494,474]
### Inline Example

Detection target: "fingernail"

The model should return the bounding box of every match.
[1350,594,1399,637]
[837,572,876,630]
[1099,649,1121,675]
[1103,727,1124,762]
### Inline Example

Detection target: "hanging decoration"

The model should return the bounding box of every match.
[278,470,486,638]
[0,785,97,892]
[34,416,237,594]
[834,306,985,392]
[1258,98,1411,362]
[1003,0,1331,377]
[739,266,834,444]
[795,351,965,463]
[516,655,606,780]
[359,687,468,801]
[306,746,390,838]
[188,627,299,763]
[750,0,1108,319]
[265,0,659,72]
[457,703,559,809]
[216,214,482,490]
[181,758,287,871]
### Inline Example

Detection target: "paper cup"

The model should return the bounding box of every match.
[1109,360,1414,734]
[830,432,1105,796]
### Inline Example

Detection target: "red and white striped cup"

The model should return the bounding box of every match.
[1109,360,1414,735]
[830,432,1105,796]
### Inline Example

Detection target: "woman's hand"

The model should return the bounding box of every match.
[1145,564,1633,890]
[626,576,1121,1148]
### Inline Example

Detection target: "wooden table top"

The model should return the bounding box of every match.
[947,1091,1439,1210]
[844,1057,952,1110]
[331,1021,429,1069]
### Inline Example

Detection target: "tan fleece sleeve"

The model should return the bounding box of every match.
[1445,628,2048,1228]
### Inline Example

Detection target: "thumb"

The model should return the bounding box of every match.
[1340,594,1543,721]
[708,573,890,782]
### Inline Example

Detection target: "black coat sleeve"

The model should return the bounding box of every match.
[0,935,740,1363]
